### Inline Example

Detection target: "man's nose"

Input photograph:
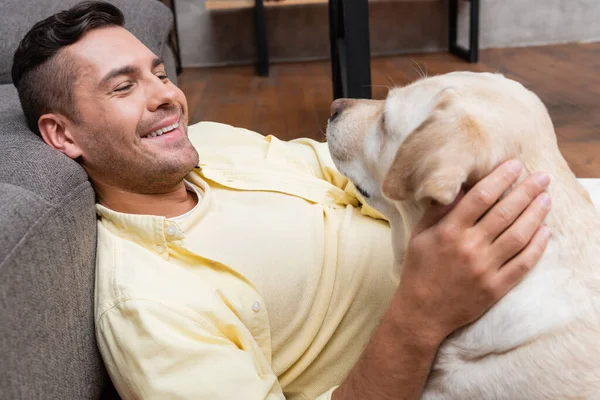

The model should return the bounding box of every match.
[148,80,177,111]
[329,98,349,121]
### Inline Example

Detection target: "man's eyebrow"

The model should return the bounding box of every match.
[100,65,138,85]
[152,57,164,68]
[100,58,164,86]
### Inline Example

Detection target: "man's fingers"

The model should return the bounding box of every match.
[491,192,552,265]
[477,172,551,241]
[447,160,523,229]
[496,224,552,291]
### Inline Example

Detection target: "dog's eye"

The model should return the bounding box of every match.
[355,184,370,199]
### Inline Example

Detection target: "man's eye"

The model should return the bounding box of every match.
[115,83,133,92]
[156,73,169,81]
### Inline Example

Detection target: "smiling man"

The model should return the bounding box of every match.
[13,3,198,217]
[11,2,555,399]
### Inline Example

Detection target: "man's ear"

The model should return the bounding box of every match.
[38,113,83,160]
[381,94,484,205]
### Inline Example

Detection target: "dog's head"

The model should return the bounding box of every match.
[326,71,556,224]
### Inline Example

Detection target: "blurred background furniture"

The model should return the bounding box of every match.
[205,0,480,99]
[329,0,479,99]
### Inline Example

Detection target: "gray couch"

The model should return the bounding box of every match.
[0,1,178,398]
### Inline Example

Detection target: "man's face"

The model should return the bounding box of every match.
[65,26,198,193]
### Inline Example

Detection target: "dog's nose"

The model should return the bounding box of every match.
[330,98,348,121]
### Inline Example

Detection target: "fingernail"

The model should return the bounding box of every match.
[537,192,551,208]
[534,173,551,188]
[507,160,522,173]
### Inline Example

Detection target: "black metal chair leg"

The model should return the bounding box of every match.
[329,0,343,99]
[328,0,371,100]
[469,0,480,63]
[449,0,480,63]
[254,0,269,76]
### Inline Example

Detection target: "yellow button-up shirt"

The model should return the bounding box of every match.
[95,122,399,400]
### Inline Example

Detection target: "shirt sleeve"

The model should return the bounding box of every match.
[97,298,339,400]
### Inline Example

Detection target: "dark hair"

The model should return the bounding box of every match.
[11,1,125,136]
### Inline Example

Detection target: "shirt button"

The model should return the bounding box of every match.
[156,245,165,254]
[251,301,261,312]
[166,225,177,236]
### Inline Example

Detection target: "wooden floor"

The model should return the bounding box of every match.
[178,43,600,178]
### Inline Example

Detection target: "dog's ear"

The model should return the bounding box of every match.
[381,92,484,205]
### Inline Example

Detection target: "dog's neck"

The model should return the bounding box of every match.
[524,155,600,257]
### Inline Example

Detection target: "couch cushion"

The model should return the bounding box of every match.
[0,83,107,398]
[0,0,173,84]
[0,85,91,201]
[0,183,104,399]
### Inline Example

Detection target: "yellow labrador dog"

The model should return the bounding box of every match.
[326,71,600,399]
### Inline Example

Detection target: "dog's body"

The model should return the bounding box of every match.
[326,72,600,399]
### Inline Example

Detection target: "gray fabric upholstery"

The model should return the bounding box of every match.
[0,84,106,400]
[0,185,103,399]
[0,1,177,398]
[0,87,92,203]
[0,0,174,84]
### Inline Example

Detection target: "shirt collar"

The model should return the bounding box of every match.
[95,177,210,258]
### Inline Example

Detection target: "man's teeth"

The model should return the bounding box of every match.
[144,122,179,138]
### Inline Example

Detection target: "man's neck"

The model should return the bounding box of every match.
[93,179,198,218]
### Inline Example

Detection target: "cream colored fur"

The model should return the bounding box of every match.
[326,71,600,399]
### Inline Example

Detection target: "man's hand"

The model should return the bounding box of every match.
[398,159,552,340]
[333,160,552,400]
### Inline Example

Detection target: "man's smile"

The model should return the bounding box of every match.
[142,121,180,139]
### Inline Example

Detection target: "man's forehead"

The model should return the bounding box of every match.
[68,26,156,77]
